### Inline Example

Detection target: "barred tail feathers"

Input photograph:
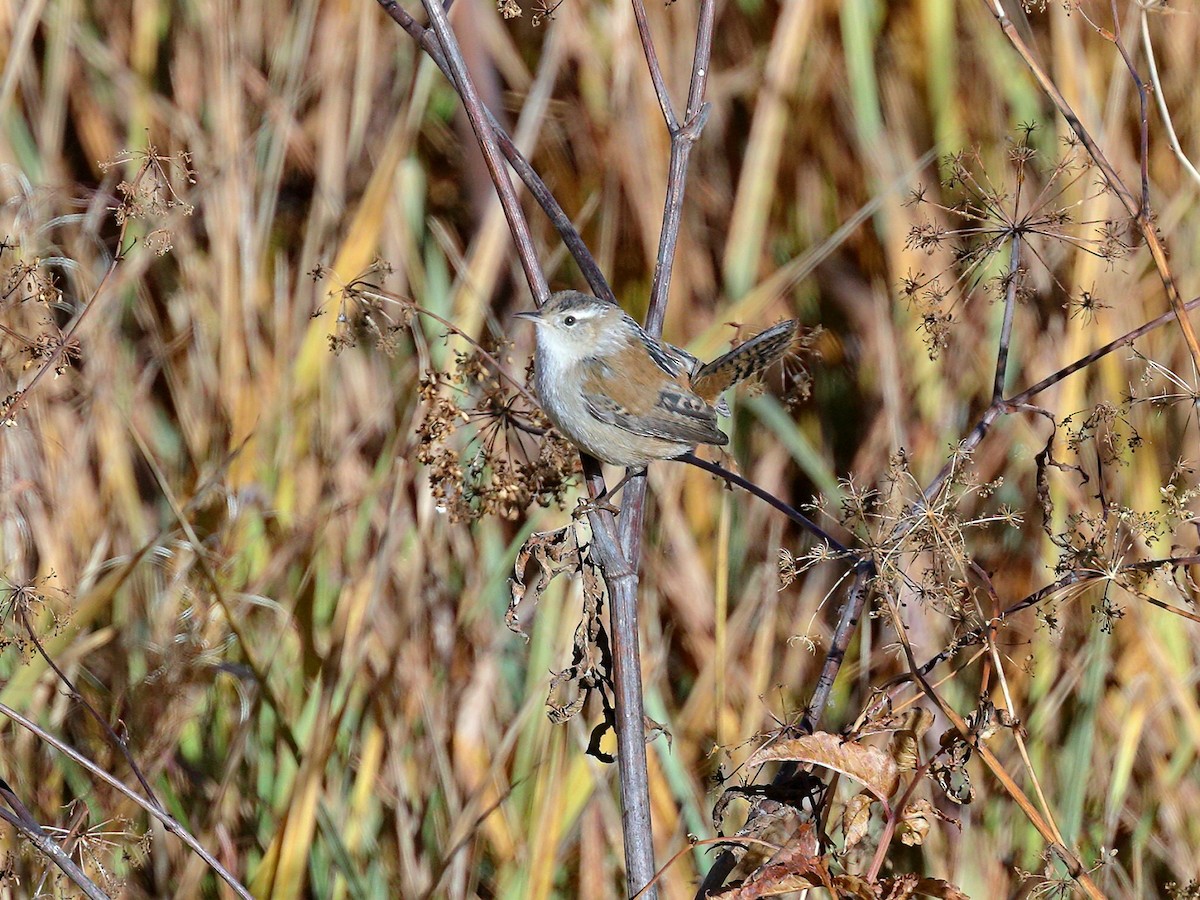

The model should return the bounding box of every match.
[690,320,799,401]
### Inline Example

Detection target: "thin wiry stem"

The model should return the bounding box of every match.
[0,781,110,900]
[984,0,1200,376]
[0,703,252,900]
[921,294,1200,502]
[16,606,161,807]
[418,0,548,304]
[800,560,875,731]
[993,235,1021,403]
[904,556,1200,684]
[677,453,851,554]
[1140,7,1200,189]
[2,234,126,426]
[644,0,716,337]
[630,0,679,132]
[1106,0,1151,215]
[374,2,615,304]
[1008,295,1200,406]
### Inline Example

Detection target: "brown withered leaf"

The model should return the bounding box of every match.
[882,873,921,899]
[547,550,616,763]
[545,682,586,725]
[919,877,969,899]
[711,773,827,835]
[897,799,934,846]
[901,877,969,899]
[711,823,835,898]
[964,696,1001,742]
[747,732,900,802]
[1034,424,1088,536]
[932,730,975,804]
[832,873,877,899]
[507,524,581,639]
[849,687,896,736]
[835,872,969,900]
[842,791,874,851]
[721,806,802,887]
[644,713,671,750]
[931,758,974,805]
[889,708,934,771]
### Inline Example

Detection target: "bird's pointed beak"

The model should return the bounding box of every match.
[513,309,542,323]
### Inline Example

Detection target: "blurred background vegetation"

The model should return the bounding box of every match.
[1,0,1199,897]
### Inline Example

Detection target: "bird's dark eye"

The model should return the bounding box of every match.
[563,315,577,326]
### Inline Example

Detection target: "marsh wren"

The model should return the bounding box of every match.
[516,291,798,468]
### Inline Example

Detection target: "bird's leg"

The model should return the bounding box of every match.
[573,467,647,517]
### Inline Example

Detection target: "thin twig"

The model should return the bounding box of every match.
[984,0,1200,375]
[17,606,161,807]
[418,0,549,304]
[1139,7,1200,189]
[907,554,1200,681]
[375,1,615,304]
[0,703,252,900]
[676,452,852,555]
[683,2,716,126]
[986,637,1066,846]
[0,780,110,900]
[633,835,784,900]
[350,281,544,409]
[1010,295,1200,403]
[0,807,110,900]
[3,241,125,426]
[126,425,302,761]
[993,235,1021,403]
[799,562,875,731]
[921,295,1200,501]
[645,1,717,336]
[630,0,679,132]
[1105,0,1151,215]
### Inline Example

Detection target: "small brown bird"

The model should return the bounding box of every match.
[516,291,797,467]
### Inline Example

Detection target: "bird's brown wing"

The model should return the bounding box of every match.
[581,359,728,447]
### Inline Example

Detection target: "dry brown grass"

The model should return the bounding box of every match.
[0,0,1199,897]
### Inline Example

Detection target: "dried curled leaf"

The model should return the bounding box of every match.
[931,729,975,805]
[842,791,873,850]
[747,732,900,802]
[888,876,969,899]
[890,707,934,771]
[720,806,804,887]
[898,798,934,846]
[507,524,581,638]
[831,873,878,899]
[548,550,612,746]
